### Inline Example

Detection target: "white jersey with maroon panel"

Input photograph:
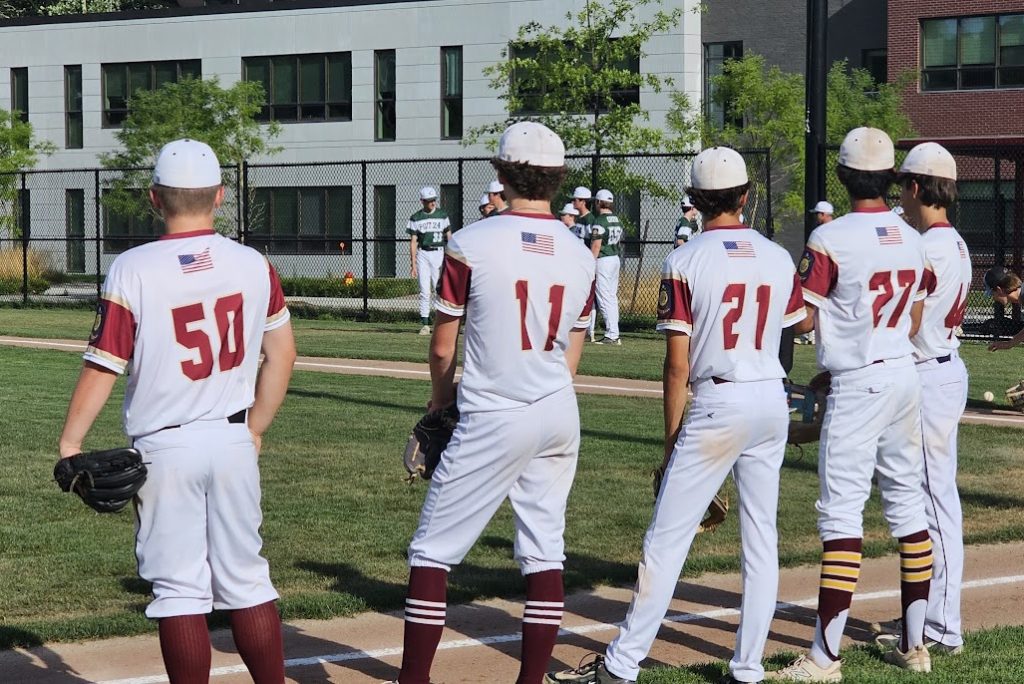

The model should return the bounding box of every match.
[408,210,595,577]
[800,208,926,373]
[913,224,972,362]
[602,225,805,684]
[85,229,289,438]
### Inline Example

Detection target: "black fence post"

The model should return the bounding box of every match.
[361,161,369,320]
[765,148,775,241]
[94,169,102,298]
[236,161,244,243]
[20,172,27,304]
[241,161,249,245]
[995,154,1006,323]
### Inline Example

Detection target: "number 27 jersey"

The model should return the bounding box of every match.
[84,230,290,438]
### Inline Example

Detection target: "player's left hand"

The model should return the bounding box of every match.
[989,340,1015,351]
[250,431,262,455]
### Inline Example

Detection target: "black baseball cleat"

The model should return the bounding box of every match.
[544,654,634,684]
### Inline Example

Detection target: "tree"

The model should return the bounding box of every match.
[0,0,168,18]
[0,108,55,237]
[100,76,281,233]
[691,54,914,228]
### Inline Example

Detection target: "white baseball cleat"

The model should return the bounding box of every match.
[764,655,842,682]
[418,325,431,336]
[883,644,932,672]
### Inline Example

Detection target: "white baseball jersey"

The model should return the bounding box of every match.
[436,211,596,413]
[656,226,805,382]
[912,223,972,361]
[800,208,926,372]
[84,230,290,437]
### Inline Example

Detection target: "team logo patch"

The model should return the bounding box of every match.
[657,280,672,316]
[798,250,814,281]
[88,301,106,345]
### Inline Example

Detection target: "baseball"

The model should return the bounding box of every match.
[984,391,995,402]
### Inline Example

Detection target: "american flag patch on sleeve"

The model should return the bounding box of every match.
[521,232,555,255]
[723,240,755,257]
[958,241,967,259]
[178,247,214,273]
[876,226,903,245]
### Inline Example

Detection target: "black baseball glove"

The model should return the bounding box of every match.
[403,405,460,482]
[54,448,148,513]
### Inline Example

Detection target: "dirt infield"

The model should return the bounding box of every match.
[2,542,1022,683]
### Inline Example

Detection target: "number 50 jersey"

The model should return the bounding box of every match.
[657,225,806,383]
[84,230,290,438]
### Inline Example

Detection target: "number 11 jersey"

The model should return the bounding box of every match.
[84,229,290,438]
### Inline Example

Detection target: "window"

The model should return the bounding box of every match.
[616,190,641,259]
[375,50,397,141]
[65,66,83,149]
[441,46,462,139]
[243,53,352,123]
[249,187,353,254]
[921,14,1024,91]
[374,185,396,277]
[66,189,86,272]
[104,202,158,253]
[11,68,28,123]
[704,42,743,127]
[102,60,201,127]
[862,48,887,85]
[16,189,29,238]
[440,184,462,233]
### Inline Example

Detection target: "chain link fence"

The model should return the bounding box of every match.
[823,144,1024,338]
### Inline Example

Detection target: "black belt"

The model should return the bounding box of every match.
[418,245,441,252]
[936,354,951,364]
[158,409,247,432]
[712,377,730,385]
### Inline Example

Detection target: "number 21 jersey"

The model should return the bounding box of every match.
[84,230,290,437]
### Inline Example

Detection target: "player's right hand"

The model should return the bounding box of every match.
[250,431,262,456]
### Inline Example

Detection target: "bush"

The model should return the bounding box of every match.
[280,276,418,299]
[0,276,50,295]
[0,248,50,294]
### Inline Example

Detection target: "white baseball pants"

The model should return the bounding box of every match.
[918,353,968,648]
[133,420,278,619]
[594,255,621,340]
[416,249,444,319]
[816,356,927,541]
[603,378,788,683]
[407,385,580,575]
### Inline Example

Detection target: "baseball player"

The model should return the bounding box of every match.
[559,203,583,237]
[485,179,508,216]
[408,187,452,335]
[810,200,835,226]
[868,143,972,657]
[547,147,806,684]
[983,266,1024,351]
[673,194,698,247]
[769,128,933,680]
[479,193,495,219]
[589,189,623,345]
[390,122,596,684]
[57,139,296,684]
[571,187,597,341]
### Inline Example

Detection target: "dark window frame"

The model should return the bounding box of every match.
[703,41,744,128]
[65,65,83,149]
[242,52,352,124]
[440,46,463,140]
[102,200,159,254]
[439,183,462,232]
[66,188,86,272]
[375,49,397,141]
[248,186,354,255]
[921,13,1024,92]
[861,48,888,86]
[101,59,201,128]
[373,185,397,277]
[11,67,28,123]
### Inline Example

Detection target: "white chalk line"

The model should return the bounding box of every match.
[98,573,1024,684]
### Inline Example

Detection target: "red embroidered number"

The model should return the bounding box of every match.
[944,284,968,339]
[869,269,917,328]
[721,283,772,350]
[172,294,246,380]
[515,280,566,351]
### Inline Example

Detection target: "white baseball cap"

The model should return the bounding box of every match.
[572,186,593,200]
[487,180,504,194]
[900,142,957,181]
[680,194,693,208]
[893,205,905,216]
[560,203,579,216]
[497,121,566,167]
[595,189,614,202]
[691,147,748,190]
[419,186,438,201]
[839,127,895,171]
[810,200,835,214]
[152,139,221,189]
[478,193,491,207]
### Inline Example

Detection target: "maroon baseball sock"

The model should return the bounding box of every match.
[517,570,565,684]
[158,614,211,684]
[399,566,448,684]
[898,530,933,652]
[809,537,862,666]
[229,600,286,684]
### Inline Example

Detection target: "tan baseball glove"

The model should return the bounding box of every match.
[787,371,831,447]
[1007,380,1024,412]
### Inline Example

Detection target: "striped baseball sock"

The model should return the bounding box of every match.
[399,566,448,684]
[899,530,933,652]
[158,614,211,684]
[517,570,565,684]
[228,600,285,684]
[810,538,862,667]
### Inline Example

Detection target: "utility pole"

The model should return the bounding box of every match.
[804,0,828,242]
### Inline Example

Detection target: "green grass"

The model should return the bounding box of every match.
[2,346,1022,649]
[640,626,1024,682]
[0,307,1018,407]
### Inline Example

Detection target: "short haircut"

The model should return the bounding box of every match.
[836,164,896,201]
[490,159,567,201]
[899,172,958,209]
[596,200,614,211]
[686,182,751,220]
[993,269,1022,293]
[152,184,220,218]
